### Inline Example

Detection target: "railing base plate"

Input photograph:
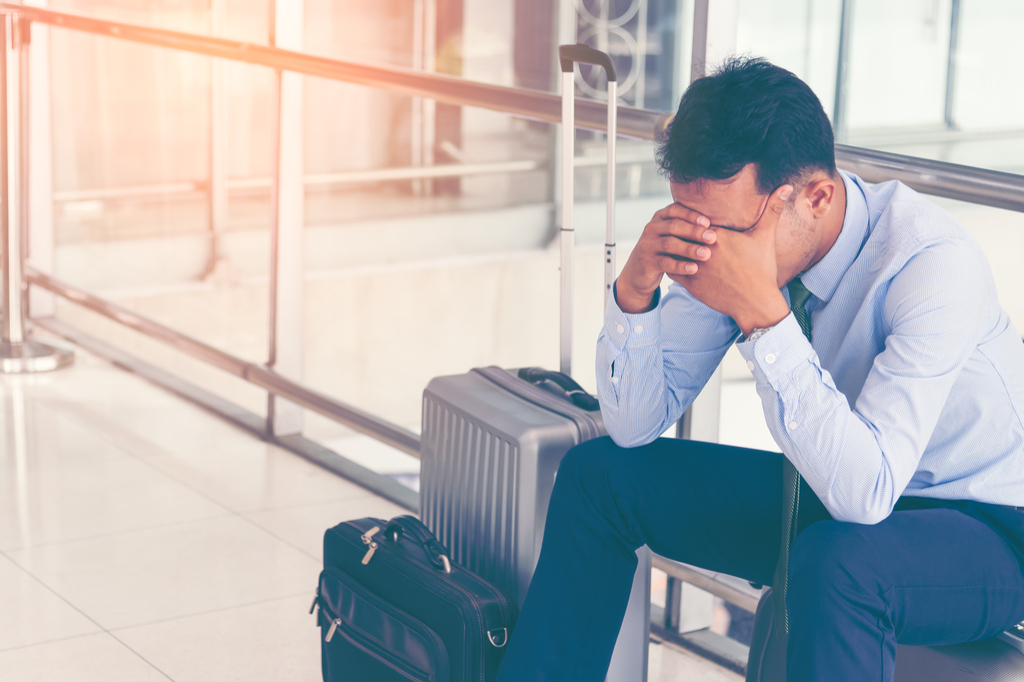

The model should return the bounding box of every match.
[0,338,75,373]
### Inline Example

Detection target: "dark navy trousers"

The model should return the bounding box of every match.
[495,437,1024,682]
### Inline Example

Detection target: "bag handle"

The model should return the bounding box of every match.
[384,515,452,574]
[517,367,600,412]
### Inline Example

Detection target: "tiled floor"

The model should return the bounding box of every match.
[0,346,739,681]
[0,349,404,681]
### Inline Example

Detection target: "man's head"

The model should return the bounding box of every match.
[656,57,844,283]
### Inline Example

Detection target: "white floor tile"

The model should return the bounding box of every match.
[0,632,170,682]
[32,365,257,455]
[7,515,320,630]
[246,496,411,561]
[0,396,130,475]
[0,555,100,652]
[45,392,255,458]
[138,440,375,513]
[0,458,230,551]
[116,594,322,682]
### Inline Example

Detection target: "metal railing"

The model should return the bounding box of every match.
[1,4,1024,669]
[5,4,1024,210]
[52,160,546,204]
[24,266,421,456]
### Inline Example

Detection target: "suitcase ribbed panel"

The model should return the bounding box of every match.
[422,395,520,599]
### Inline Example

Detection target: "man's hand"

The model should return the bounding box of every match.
[616,204,718,313]
[674,185,793,336]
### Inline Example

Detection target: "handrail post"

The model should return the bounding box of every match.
[0,13,71,373]
[943,0,961,131]
[202,0,233,283]
[832,0,854,143]
[266,0,304,436]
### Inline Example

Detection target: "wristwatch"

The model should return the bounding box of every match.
[746,326,774,343]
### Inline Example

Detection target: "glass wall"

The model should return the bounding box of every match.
[737,0,1024,173]
[44,0,683,430]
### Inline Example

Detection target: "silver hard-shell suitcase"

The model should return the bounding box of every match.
[746,586,1024,682]
[420,44,652,682]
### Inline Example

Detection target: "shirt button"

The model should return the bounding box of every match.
[611,377,619,384]
[746,361,755,372]
[765,353,777,364]
[788,421,798,431]
[634,325,643,333]
[616,324,625,334]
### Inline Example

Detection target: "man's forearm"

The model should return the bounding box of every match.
[597,283,737,447]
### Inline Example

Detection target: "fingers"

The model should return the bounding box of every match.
[655,235,711,263]
[658,202,711,229]
[662,218,717,244]
[652,204,716,245]
[656,254,701,276]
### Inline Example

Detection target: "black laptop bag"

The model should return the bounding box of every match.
[312,514,517,682]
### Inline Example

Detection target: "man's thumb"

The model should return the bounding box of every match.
[777,184,793,207]
[762,184,793,229]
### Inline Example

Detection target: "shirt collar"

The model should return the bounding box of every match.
[799,170,869,304]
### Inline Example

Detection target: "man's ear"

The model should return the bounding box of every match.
[803,176,837,219]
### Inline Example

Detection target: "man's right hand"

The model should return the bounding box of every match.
[616,203,716,313]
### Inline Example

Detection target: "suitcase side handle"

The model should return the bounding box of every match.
[517,367,601,412]
[385,515,453,574]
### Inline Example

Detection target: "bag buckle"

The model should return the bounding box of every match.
[487,628,508,648]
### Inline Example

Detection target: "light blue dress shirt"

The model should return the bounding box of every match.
[596,171,1024,525]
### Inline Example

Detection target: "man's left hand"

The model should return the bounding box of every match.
[673,185,793,336]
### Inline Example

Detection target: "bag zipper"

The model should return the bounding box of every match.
[316,583,434,682]
[354,518,511,632]
[337,521,509,682]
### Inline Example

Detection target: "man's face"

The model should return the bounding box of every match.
[669,164,817,287]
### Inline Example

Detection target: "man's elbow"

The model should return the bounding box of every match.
[603,417,662,450]
[604,423,648,449]
[828,500,893,526]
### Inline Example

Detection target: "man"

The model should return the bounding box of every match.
[496,58,1024,681]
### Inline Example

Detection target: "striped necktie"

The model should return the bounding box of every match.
[772,277,813,639]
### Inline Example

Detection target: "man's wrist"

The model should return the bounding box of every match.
[746,326,774,343]
[615,280,660,314]
[735,292,790,337]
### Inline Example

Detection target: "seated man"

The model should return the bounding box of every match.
[496,58,1024,682]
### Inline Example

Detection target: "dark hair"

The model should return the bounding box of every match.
[656,57,836,194]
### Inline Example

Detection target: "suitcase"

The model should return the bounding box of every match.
[313,514,517,682]
[419,44,652,682]
[745,586,1024,682]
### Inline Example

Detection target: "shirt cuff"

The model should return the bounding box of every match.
[736,313,814,387]
[604,281,662,350]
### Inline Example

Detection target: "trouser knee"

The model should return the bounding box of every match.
[787,521,881,620]
[549,437,643,548]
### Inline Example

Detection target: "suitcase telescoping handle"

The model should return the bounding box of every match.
[385,515,453,574]
[517,367,600,412]
[558,44,618,378]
